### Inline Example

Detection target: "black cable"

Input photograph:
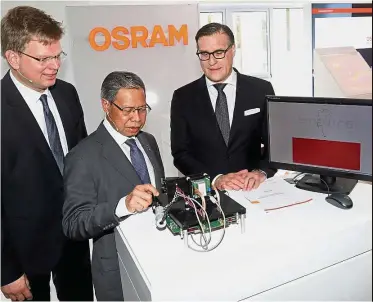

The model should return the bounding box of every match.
[292,172,305,184]
[318,176,331,197]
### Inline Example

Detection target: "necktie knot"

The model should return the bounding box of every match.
[125,138,151,184]
[40,94,49,111]
[125,138,137,148]
[213,83,227,93]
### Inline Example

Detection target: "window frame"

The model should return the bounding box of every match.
[199,3,306,81]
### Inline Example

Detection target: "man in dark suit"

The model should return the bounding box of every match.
[1,6,93,301]
[62,71,165,301]
[171,23,276,191]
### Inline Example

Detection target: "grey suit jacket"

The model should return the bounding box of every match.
[62,123,165,301]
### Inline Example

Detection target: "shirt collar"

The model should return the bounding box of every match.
[103,118,136,146]
[9,70,50,103]
[205,69,237,88]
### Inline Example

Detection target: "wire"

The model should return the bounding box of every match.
[195,189,207,216]
[187,194,226,252]
[292,172,305,184]
[160,186,228,252]
[176,189,212,248]
[318,176,331,197]
[214,189,221,206]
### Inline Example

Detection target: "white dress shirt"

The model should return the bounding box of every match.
[205,70,237,185]
[205,70,237,126]
[205,70,267,185]
[103,119,156,218]
[9,70,69,156]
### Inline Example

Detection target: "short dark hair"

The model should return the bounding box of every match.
[101,71,146,103]
[1,6,64,58]
[195,22,235,47]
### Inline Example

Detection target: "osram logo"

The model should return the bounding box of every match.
[88,24,188,51]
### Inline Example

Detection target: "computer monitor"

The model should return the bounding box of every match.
[266,96,372,194]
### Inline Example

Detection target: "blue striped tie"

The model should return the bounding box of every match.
[125,139,151,184]
[40,94,64,174]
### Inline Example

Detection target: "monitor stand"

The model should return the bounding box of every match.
[295,174,358,195]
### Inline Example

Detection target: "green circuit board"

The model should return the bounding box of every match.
[165,215,237,236]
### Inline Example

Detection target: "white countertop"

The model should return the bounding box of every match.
[117,180,372,300]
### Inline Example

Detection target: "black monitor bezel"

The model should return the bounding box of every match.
[266,95,372,182]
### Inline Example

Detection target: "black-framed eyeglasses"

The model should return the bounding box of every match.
[111,102,152,116]
[196,44,233,61]
[19,51,67,65]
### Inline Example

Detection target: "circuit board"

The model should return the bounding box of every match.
[165,214,238,236]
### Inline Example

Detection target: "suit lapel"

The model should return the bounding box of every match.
[49,85,74,150]
[2,72,58,166]
[229,71,248,150]
[96,124,141,186]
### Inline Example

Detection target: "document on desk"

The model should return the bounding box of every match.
[244,178,313,212]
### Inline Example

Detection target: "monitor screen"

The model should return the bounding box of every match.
[267,96,372,193]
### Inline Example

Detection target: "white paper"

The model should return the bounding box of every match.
[243,178,313,212]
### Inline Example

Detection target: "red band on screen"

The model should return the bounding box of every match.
[292,137,361,171]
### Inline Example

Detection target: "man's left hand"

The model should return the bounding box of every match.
[243,171,266,191]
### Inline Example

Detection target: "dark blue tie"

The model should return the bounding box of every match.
[125,139,151,184]
[40,94,64,174]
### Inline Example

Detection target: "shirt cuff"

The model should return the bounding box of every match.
[115,196,134,219]
[212,174,223,188]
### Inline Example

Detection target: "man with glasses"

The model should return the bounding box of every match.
[62,71,165,301]
[171,22,276,191]
[1,6,93,301]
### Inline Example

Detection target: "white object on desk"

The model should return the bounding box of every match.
[243,177,313,212]
[115,180,372,301]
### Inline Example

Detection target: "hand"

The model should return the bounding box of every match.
[214,169,248,191]
[243,171,266,191]
[126,184,159,213]
[1,274,32,301]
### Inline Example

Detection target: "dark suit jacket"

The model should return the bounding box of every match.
[171,69,276,180]
[1,71,88,285]
[62,124,165,301]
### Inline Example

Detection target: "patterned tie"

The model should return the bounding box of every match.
[39,94,64,174]
[125,139,151,184]
[214,83,230,145]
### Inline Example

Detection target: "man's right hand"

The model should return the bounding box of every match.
[1,274,32,301]
[214,169,248,191]
[126,184,159,213]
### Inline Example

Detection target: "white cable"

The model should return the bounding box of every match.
[176,190,211,247]
[171,187,227,252]
[176,191,212,247]
[187,195,226,252]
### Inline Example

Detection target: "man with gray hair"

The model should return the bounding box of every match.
[62,71,165,300]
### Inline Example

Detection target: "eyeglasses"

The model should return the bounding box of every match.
[19,51,67,65]
[196,44,233,61]
[111,102,151,116]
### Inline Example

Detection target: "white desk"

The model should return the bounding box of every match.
[115,180,372,301]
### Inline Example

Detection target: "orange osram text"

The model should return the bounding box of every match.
[88,24,188,51]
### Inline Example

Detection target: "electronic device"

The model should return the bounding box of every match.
[266,96,372,195]
[325,193,353,210]
[152,173,246,251]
